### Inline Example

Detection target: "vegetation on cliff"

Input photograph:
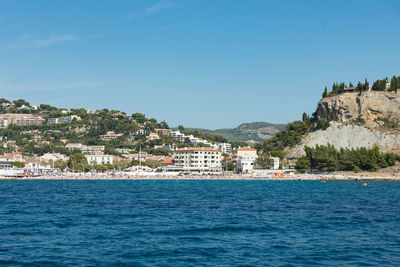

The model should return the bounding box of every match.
[322,74,400,98]
[295,144,399,173]
[255,113,329,158]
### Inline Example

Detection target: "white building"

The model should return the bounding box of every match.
[188,135,202,145]
[66,144,105,155]
[218,143,232,154]
[86,155,113,165]
[147,132,160,141]
[66,143,84,151]
[0,118,8,128]
[15,116,44,126]
[100,131,123,141]
[170,130,186,142]
[47,115,81,124]
[237,155,258,173]
[39,153,69,162]
[87,108,97,114]
[172,147,221,171]
[156,129,172,136]
[81,145,105,155]
[272,157,280,170]
[169,131,218,148]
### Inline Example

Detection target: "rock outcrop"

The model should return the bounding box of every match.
[287,122,400,159]
[316,91,400,125]
[287,91,400,160]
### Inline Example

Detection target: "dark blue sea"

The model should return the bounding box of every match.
[0,180,400,266]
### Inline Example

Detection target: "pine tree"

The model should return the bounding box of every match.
[357,81,363,91]
[322,87,328,98]
[338,82,345,94]
[390,76,396,92]
[332,83,337,95]
[349,82,354,87]
[396,76,400,91]
[364,78,369,91]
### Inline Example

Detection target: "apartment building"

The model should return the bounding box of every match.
[47,115,81,124]
[15,116,44,126]
[65,144,105,155]
[81,145,105,155]
[85,155,113,165]
[237,155,258,173]
[65,143,83,151]
[100,131,123,141]
[232,147,258,159]
[169,130,186,142]
[0,117,8,128]
[147,132,160,141]
[218,143,232,154]
[155,129,172,136]
[172,147,221,171]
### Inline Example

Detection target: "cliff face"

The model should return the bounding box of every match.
[316,91,400,125]
[286,122,400,159]
[287,91,400,160]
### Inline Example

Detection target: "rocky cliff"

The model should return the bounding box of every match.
[316,91,400,125]
[287,122,400,159]
[287,91,400,159]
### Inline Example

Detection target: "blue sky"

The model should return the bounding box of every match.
[0,0,399,129]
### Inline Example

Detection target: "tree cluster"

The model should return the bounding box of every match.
[322,75,400,98]
[389,75,400,92]
[256,113,329,153]
[295,144,399,173]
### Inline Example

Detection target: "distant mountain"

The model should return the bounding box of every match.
[186,122,286,143]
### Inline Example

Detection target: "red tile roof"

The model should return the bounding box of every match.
[176,147,218,152]
[235,147,256,151]
[159,157,174,164]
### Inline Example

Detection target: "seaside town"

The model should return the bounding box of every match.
[0,98,287,179]
[2,76,400,181]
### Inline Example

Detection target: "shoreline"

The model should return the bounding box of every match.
[1,174,400,181]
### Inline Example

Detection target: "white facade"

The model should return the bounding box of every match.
[15,116,44,126]
[173,147,221,169]
[81,145,105,155]
[272,157,280,170]
[66,144,105,155]
[170,131,218,148]
[0,118,8,128]
[48,115,81,124]
[66,143,83,151]
[147,132,160,140]
[237,155,258,173]
[100,131,123,141]
[170,130,186,142]
[39,153,69,162]
[218,143,232,154]
[86,155,113,165]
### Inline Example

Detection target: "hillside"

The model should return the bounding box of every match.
[186,122,286,142]
[287,91,400,161]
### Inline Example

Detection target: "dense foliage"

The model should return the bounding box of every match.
[255,113,329,153]
[295,144,399,173]
[322,74,400,98]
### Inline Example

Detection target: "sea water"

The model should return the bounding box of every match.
[0,180,399,266]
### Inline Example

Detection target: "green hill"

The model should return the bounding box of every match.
[186,122,286,142]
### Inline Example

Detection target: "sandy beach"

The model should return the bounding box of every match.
[2,172,400,181]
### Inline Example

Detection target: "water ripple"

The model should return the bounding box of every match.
[0,180,399,266]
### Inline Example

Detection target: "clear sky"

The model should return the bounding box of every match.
[0,0,399,129]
